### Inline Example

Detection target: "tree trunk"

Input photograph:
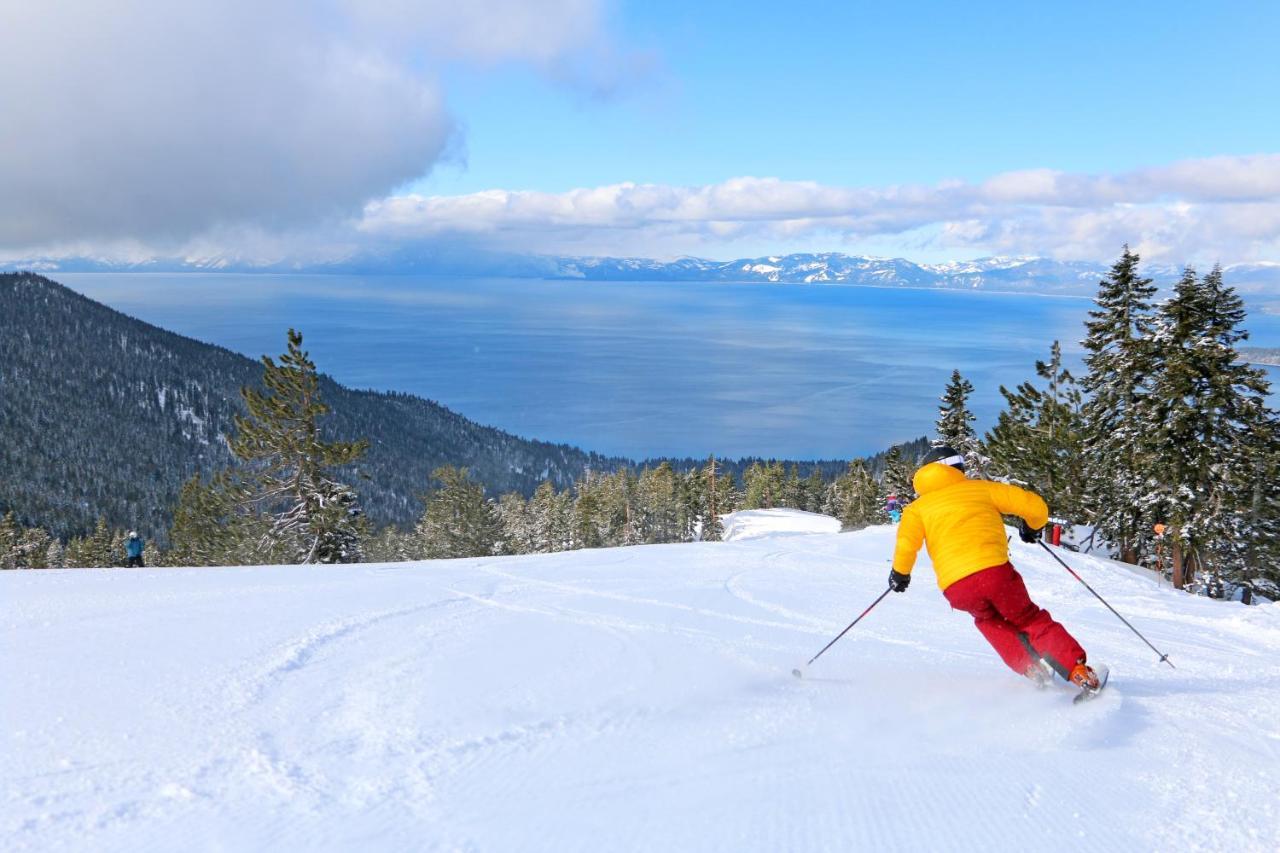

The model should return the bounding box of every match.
[1171,542,1185,590]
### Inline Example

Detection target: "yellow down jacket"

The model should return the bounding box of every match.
[892,462,1049,591]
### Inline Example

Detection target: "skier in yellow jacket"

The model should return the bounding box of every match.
[889,446,1100,690]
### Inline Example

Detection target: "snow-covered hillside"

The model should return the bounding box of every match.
[4,514,1279,851]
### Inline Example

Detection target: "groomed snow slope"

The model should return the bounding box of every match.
[4,512,1279,852]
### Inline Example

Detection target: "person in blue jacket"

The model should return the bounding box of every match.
[125,531,145,568]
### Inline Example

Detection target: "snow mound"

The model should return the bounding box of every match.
[720,507,842,541]
[4,528,1279,851]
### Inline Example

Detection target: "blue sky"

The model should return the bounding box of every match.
[422,2,1280,194]
[4,1,1279,265]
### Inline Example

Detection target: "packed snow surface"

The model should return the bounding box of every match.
[4,517,1279,852]
[720,507,842,541]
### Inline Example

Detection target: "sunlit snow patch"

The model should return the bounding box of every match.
[720,507,842,541]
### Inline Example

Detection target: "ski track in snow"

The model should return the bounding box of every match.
[3,514,1279,852]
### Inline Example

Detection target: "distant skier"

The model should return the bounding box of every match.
[125,531,145,568]
[886,446,1100,691]
[885,494,902,524]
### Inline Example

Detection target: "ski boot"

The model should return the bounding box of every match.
[1024,659,1054,690]
[1070,660,1101,692]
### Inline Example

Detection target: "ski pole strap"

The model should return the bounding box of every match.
[1037,540,1175,669]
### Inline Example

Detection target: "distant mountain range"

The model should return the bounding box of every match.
[7,251,1280,298]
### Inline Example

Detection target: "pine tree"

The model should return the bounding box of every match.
[415,466,503,559]
[363,526,417,563]
[826,460,880,530]
[0,512,19,569]
[44,538,64,569]
[63,517,117,568]
[528,481,576,552]
[986,341,1087,520]
[742,461,785,509]
[1142,266,1278,589]
[803,469,826,513]
[700,456,725,541]
[572,471,610,550]
[1080,246,1159,563]
[636,463,681,543]
[167,473,262,566]
[880,444,917,509]
[935,369,986,474]
[232,330,369,564]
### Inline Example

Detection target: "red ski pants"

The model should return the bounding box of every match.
[943,562,1086,677]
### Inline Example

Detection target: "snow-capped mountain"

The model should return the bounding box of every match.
[6,250,1280,296]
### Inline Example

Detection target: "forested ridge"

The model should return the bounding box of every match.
[0,273,880,541]
[0,273,625,538]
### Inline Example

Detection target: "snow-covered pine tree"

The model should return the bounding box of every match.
[1080,246,1158,563]
[803,468,826,513]
[986,341,1087,521]
[935,369,987,475]
[879,444,917,508]
[44,538,63,570]
[742,461,785,509]
[415,466,503,558]
[1142,266,1278,590]
[571,471,610,549]
[0,512,21,569]
[636,463,681,544]
[700,456,725,542]
[825,460,880,530]
[232,329,369,564]
[363,525,418,563]
[63,517,117,568]
[528,481,576,552]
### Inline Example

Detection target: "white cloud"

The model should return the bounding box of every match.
[0,0,620,248]
[354,154,1280,262]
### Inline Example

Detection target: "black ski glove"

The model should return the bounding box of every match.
[1018,519,1043,544]
[888,569,911,593]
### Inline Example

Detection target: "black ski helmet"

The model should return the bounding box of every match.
[922,444,965,472]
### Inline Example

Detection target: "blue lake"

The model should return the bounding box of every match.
[58,274,1280,460]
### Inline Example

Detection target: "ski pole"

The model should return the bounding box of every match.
[792,586,892,678]
[1037,540,1175,669]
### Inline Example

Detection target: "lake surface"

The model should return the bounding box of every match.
[57,274,1280,460]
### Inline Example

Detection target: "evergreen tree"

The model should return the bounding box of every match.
[0,512,20,569]
[701,456,725,541]
[879,444,917,509]
[803,469,826,513]
[742,461,785,509]
[636,463,681,543]
[1080,246,1158,563]
[363,526,417,563]
[232,330,369,564]
[64,517,117,568]
[528,481,576,552]
[0,512,51,569]
[416,466,503,558]
[495,492,534,555]
[572,471,610,550]
[935,369,986,474]
[167,473,263,566]
[45,538,64,570]
[826,461,880,530]
[1143,266,1278,589]
[986,341,1087,520]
